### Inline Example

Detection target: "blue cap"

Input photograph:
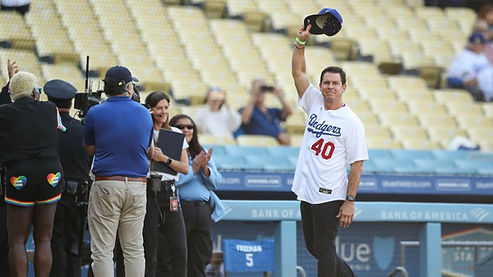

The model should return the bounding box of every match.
[468,32,486,44]
[104,66,139,87]
[304,8,343,36]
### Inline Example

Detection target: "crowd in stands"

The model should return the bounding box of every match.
[446,3,493,102]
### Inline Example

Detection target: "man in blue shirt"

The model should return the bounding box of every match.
[84,66,153,277]
[238,79,292,145]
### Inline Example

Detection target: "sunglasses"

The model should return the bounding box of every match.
[175,124,194,130]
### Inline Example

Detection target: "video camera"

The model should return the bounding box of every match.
[74,56,105,119]
[74,88,105,119]
[74,56,140,118]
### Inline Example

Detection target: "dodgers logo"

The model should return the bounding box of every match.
[373,236,394,271]
[47,172,61,187]
[10,176,27,190]
[307,114,341,138]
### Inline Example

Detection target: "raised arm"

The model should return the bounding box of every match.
[291,25,311,99]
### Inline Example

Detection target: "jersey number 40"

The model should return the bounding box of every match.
[311,138,335,160]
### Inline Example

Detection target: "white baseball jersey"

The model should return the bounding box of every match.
[291,85,368,204]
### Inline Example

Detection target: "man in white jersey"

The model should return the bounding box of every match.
[291,24,368,277]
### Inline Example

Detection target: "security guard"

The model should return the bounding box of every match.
[45,79,92,277]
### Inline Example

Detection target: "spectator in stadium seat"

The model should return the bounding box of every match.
[194,86,241,139]
[1,0,31,15]
[170,114,225,277]
[477,4,493,65]
[291,24,368,277]
[237,79,292,145]
[446,32,493,101]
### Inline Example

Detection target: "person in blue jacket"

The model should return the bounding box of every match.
[169,114,225,277]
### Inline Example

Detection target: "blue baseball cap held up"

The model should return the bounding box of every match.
[304,8,343,36]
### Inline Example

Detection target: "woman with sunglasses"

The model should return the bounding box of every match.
[169,114,226,277]
[143,91,189,277]
[0,71,65,277]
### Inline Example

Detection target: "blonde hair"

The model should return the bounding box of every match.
[10,71,37,101]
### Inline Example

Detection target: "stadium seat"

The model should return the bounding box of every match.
[395,87,435,102]
[244,155,294,171]
[401,140,442,150]
[427,128,468,148]
[290,135,304,147]
[378,113,420,128]
[391,126,429,141]
[481,103,493,118]
[417,114,458,129]
[41,63,85,90]
[390,149,433,160]
[236,135,279,147]
[454,160,493,175]
[408,101,448,116]
[212,155,257,171]
[456,116,493,129]
[284,111,307,135]
[444,7,476,33]
[372,158,416,174]
[265,146,300,158]
[369,99,409,114]
[466,128,493,146]
[0,11,35,50]
[199,135,237,146]
[359,88,397,101]
[368,149,393,159]
[366,138,402,150]
[430,150,468,161]
[434,89,474,104]
[223,145,269,157]
[446,102,485,117]
[0,49,43,83]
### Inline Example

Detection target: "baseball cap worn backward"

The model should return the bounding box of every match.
[104,66,139,86]
[304,8,343,36]
[468,32,486,44]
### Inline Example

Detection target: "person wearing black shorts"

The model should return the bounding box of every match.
[0,71,66,276]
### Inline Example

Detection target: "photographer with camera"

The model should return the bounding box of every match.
[84,66,153,277]
[237,79,292,145]
[44,80,92,277]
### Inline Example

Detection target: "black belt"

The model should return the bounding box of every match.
[182,200,209,206]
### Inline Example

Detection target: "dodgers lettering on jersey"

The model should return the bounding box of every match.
[291,85,368,204]
[307,114,341,138]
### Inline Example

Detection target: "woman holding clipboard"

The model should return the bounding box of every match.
[143,91,189,277]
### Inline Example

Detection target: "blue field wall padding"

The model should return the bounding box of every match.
[223,238,275,272]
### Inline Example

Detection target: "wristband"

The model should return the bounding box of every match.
[295,37,306,45]
[294,43,305,50]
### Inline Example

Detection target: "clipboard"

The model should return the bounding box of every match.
[153,129,185,175]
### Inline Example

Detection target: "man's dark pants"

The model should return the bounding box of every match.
[300,200,355,277]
